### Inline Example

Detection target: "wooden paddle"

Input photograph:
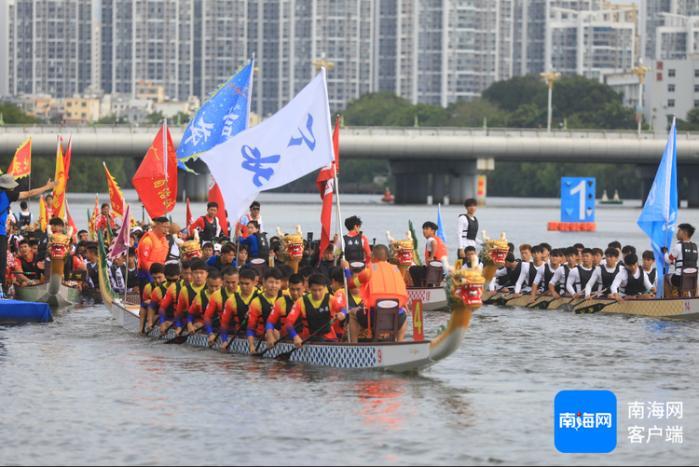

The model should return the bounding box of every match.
[164,325,203,344]
[274,319,336,362]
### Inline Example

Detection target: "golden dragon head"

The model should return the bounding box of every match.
[181,230,202,260]
[386,230,414,266]
[447,263,486,308]
[277,225,304,261]
[48,233,71,260]
[480,231,509,266]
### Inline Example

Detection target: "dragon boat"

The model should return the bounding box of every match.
[14,233,81,308]
[481,291,699,320]
[387,230,448,311]
[97,233,506,372]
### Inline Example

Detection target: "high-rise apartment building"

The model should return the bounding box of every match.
[546,4,637,80]
[641,0,699,59]
[4,0,93,98]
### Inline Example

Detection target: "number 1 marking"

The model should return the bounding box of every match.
[570,180,586,221]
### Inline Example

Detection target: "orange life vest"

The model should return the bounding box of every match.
[137,231,169,270]
[425,236,448,262]
[361,261,408,308]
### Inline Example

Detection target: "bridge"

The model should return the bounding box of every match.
[2,125,699,205]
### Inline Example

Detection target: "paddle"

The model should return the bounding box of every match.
[273,319,336,362]
[164,325,203,344]
[526,295,556,309]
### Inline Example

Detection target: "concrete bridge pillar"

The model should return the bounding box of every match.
[636,164,657,203]
[390,160,484,205]
[680,165,699,208]
[179,172,210,202]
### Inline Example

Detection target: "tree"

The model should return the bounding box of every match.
[0,102,42,124]
[145,111,165,124]
[96,114,128,125]
[482,76,547,112]
[446,98,508,127]
[343,93,416,126]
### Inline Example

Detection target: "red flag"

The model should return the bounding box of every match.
[131,124,177,219]
[7,137,31,179]
[186,197,193,231]
[316,116,341,260]
[62,136,72,181]
[208,180,229,237]
[65,198,78,243]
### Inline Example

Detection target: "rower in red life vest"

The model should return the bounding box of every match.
[147,262,180,333]
[189,202,222,244]
[204,267,239,346]
[218,268,259,350]
[330,266,363,341]
[346,245,409,343]
[265,273,306,348]
[13,239,45,286]
[185,269,222,335]
[246,268,283,353]
[172,259,209,336]
[157,260,192,334]
[140,263,165,331]
[285,273,347,348]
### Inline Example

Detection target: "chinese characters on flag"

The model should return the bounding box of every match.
[131,123,177,219]
[7,138,31,180]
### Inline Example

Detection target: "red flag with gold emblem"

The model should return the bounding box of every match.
[7,137,32,180]
[103,162,126,218]
[132,123,177,219]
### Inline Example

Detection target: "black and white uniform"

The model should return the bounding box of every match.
[584,262,622,298]
[668,241,698,278]
[547,264,570,295]
[566,265,595,296]
[514,261,544,294]
[457,214,479,250]
[532,263,562,293]
[610,268,653,296]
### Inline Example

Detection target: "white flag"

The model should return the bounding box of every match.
[200,70,334,222]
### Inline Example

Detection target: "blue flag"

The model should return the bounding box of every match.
[177,59,254,171]
[637,119,678,298]
[437,203,447,244]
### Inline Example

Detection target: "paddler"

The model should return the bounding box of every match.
[157,261,191,334]
[285,273,345,347]
[147,262,180,332]
[204,267,239,346]
[584,247,622,298]
[140,263,165,331]
[343,215,372,264]
[610,254,654,300]
[457,198,479,259]
[566,248,595,297]
[513,244,544,296]
[219,268,259,350]
[346,245,408,343]
[330,265,364,341]
[189,202,221,243]
[172,259,208,336]
[265,273,306,347]
[642,250,657,290]
[245,268,283,352]
[185,268,222,335]
[207,243,237,271]
[548,247,578,299]
[13,239,45,286]
[136,216,170,295]
[531,248,564,297]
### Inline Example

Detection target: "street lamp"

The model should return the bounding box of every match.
[540,71,561,133]
[632,62,650,136]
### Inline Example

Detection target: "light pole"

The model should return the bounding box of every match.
[312,55,335,72]
[540,71,561,133]
[632,63,650,136]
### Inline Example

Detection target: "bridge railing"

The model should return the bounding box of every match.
[2,124,699,140]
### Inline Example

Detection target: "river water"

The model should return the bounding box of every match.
[0,194,698,465]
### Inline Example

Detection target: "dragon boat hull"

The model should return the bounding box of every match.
[407,287,448,311]
[14,278,81,309]
[482,291,699,320]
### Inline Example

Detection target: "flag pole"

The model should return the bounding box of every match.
[332,164,351,342]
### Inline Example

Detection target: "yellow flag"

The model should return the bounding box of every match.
[52,142,67,220]
[39,195,48,232]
